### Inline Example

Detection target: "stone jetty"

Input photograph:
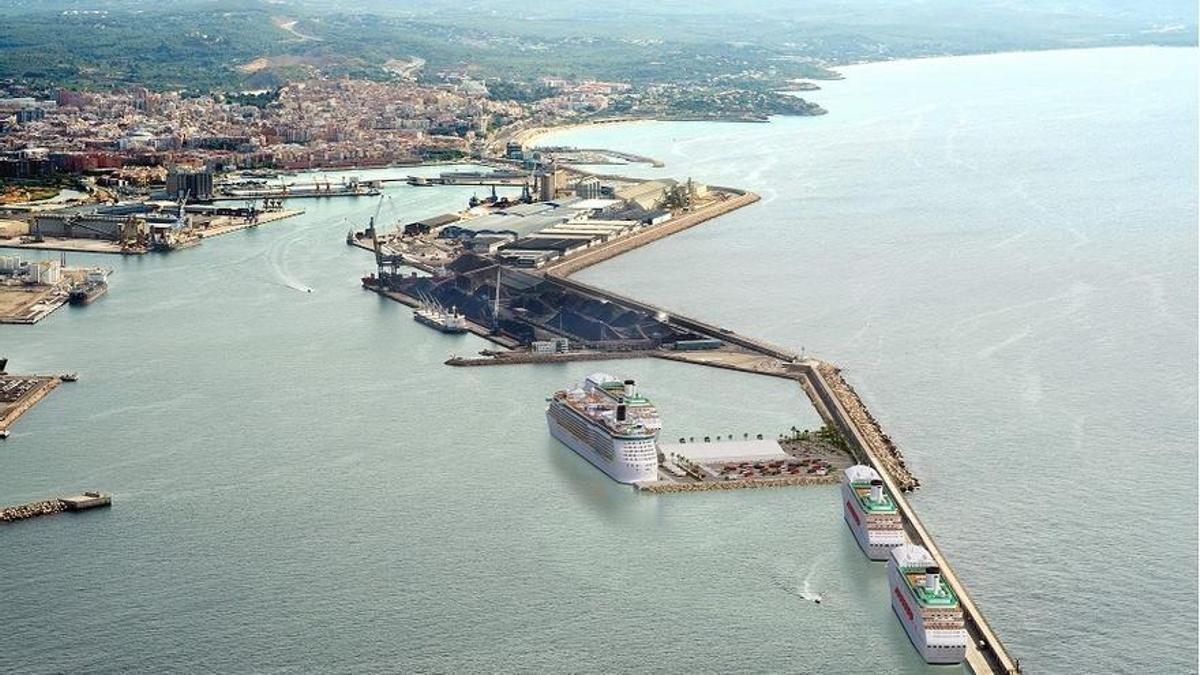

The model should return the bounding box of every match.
[1,492,111,524]
[813,361,919,491]
[0,498,65,523]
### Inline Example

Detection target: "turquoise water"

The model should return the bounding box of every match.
[2,47,1196,673]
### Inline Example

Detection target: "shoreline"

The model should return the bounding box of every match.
[514,45,1196,151]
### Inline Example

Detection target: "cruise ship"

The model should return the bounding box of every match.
[841,464,905,560]
[546,373,661,484]
[887,544,969,665]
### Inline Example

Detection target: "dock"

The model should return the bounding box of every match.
[0,492,111,524]
[0,373,60,435]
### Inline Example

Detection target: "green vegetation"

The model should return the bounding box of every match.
[0,0,1192,93]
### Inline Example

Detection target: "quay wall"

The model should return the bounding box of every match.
[446,350,660,367]
[551,275,798,362]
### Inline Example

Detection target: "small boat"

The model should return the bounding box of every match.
[59,372,78,382]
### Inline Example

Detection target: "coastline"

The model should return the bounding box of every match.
[513,45,1196,152]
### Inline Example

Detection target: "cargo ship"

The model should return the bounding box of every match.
[68,270,108,306]
[842,464,905,560]
[887,544,969,664]
[546,373,660,484]
[412,298,468,334]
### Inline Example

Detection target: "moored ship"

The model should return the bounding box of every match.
[842,464,905,560]
[68,270,108,306]
[412,298,468,334]
[887,544,968,665]
[546,373,661,484]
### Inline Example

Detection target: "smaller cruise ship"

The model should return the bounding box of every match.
[841,464,905,560]
[887,544,969,665]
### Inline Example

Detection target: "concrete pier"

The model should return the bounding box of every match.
[0,374,60,435]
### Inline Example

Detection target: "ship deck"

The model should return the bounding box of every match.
[852,484,898,514]
[904,571,960,608]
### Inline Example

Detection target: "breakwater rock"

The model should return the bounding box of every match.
[815,362,920,491]
[0,499,65,523]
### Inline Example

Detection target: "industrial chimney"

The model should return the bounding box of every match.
[623,379,636,397]
[869,479,884,503]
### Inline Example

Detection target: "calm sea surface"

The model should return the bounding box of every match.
[1,47,1196,673]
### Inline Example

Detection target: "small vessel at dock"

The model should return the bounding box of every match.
[842,464,905,560]
[59,372,78,382]
[887,544,968,664]
[412,296,468,334]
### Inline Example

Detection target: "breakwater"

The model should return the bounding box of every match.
[1,492,111,524]
[0,498,64,522]
[806,362,918,491]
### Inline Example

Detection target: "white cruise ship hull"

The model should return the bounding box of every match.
[841,481,904,561]
[886,564,968,665]
[546,403,658,484]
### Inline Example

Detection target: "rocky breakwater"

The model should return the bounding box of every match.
[815,362,920,492]
[1,499,65,523]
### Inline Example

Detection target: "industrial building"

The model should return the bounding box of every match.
[165,167,214,202]
[32,203,186,242]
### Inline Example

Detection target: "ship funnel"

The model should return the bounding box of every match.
[623,379,636,397]
[616,404,627,422]
[869,479,884,503]
[924,567,941,592]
